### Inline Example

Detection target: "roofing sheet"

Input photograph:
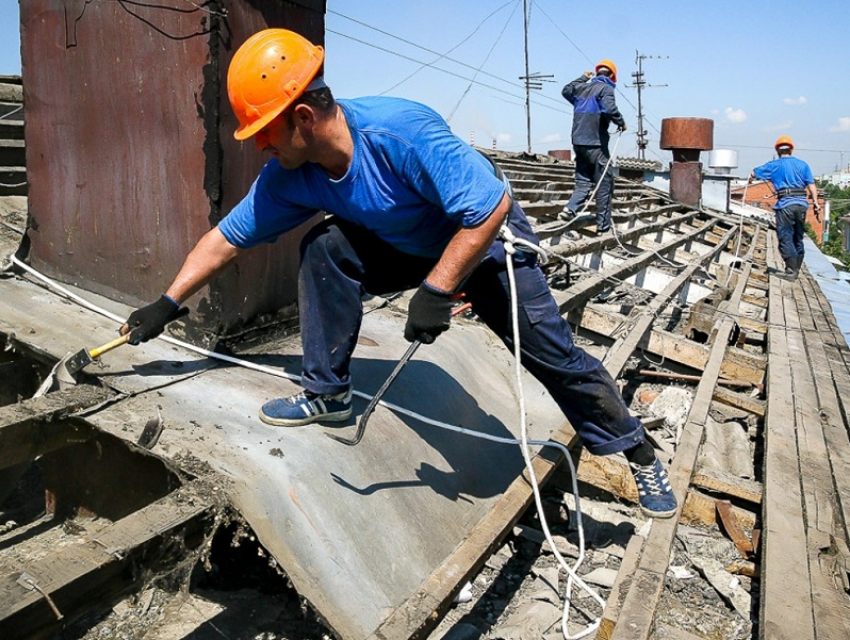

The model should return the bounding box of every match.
[802,236,850,348]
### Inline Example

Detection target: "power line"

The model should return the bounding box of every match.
[326,28,567,115]
[328,8,565,109]
[446,1,520,122]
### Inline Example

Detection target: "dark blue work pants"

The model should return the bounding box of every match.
[567,145,614,231]
[297,209,644,456]
[775,203,807,263]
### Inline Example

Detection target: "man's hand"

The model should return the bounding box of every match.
[617,123,627,132]
[583,70,593,79]
[404,283,454,345]
[122,295,188,345]
[813,203,821,221]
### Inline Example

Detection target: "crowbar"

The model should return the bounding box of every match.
[328,300,472,446]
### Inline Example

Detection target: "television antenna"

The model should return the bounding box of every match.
[628,51,667,159]
[518,0,554,153]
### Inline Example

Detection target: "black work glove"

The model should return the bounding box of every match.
[404,283,454,345]
[125,295,188,345]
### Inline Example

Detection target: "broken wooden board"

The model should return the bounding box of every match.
[0,483,214,639]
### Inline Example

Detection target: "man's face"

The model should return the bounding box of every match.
[253,111,308,169]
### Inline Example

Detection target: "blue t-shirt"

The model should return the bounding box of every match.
[218,97,507,258]
[752,156,813,210]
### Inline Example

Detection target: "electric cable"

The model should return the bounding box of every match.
[330,3,520,97]
[446,2,519,123]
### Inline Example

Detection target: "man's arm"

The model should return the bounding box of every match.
[165,227,243,304]
[561,73,591,104]
[807,183,821,219]
[426,191,511,292]
[404,192,511,344]
[600,86,626,130]
[120,227,243,342]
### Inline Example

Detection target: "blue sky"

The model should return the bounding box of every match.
[2,0,849,177]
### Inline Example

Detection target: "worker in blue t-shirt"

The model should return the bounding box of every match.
[120,30,677,518]
[749,136,820,280]
[561,60,627,233]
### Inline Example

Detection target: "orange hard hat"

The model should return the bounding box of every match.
[227,29,324,141]
[774,135,794,152]
[595,59,617,83]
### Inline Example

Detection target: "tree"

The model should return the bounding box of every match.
[816,181,850,269]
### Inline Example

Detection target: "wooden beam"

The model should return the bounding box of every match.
[0,483,214,640]
[369,423,578,640]
[610,264,752,640]
[759,236,815,640]
[568,305,767,386]
[0,386,112,471]
[603,226,736,378]
[691,466,762,506]
[547,210,700,260]
[552,218,718,313]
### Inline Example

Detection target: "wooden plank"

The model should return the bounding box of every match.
[793,275,850,550]
[759,233,815,640]
[716,500,754,558]
[548,210,700,260]
[691,466,762,506]
[603,226,736,378]
[596,533,644,640]
[806,528,850,640]
[553,219,718,313]
[370,424,577,640]
[0,386,112,470]
[783,281,835,534]
[0,483,214,640]
[711,386,766,418]
[568,305,767,386]
[610,265,753,640]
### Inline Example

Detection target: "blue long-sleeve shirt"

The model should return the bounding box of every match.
[562,75,625,148]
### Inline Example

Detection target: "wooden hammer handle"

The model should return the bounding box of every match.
[89,333,132,359]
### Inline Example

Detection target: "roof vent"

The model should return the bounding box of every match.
[708,149,739,175]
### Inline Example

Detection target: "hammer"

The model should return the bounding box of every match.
[64,334,132,377]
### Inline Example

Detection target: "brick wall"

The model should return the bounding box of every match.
[731,181,825,242]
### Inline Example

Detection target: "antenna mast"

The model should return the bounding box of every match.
[629,51,667,159]
[518,0,553,153]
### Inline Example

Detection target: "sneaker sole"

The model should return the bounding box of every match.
[639,505,677,519]
[259,407,352,427]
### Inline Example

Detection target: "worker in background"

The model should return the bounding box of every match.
[561,60,627,233]
[749,136,820,281]
[120,29,677,519]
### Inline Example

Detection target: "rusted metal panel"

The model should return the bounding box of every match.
[20,1,325,344]
[669,161,703,208]
[660,117,714,151]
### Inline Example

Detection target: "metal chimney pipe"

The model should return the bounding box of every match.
[660,118,714,207]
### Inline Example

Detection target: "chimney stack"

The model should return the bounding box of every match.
[660,117,714,208]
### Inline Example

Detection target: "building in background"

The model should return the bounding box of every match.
[731,180,826,243]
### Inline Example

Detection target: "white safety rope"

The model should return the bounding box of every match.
[497,229,604,638]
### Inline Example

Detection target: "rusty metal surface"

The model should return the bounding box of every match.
[669,161,703,208]
[19,0,324,342]
[548,149,572,161]
[659,117,714,151]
